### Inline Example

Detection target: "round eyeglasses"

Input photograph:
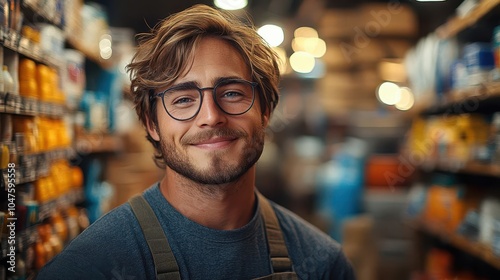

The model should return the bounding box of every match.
[151,79,258,121]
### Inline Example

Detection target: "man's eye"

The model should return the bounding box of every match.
[173,97,195,105]
[223,91,243,98]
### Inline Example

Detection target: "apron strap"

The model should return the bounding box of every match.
[129,192,294,279]
[257,192,294,273]
[129,195,181,280]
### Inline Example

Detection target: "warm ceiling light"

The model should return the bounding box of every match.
[99,34,112,60]
[395,87,415,111]
[214,0,248,10]
[290,51,315,73]
[377,82,401,105]
[300,59,325,79]
[257,24,284,47]
[294,27,318,38]
[309,38,326,58]
[292,37,326,58]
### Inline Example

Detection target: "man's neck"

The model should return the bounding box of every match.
[159,168,257,230]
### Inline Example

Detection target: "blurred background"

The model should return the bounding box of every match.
[1,0,500,279]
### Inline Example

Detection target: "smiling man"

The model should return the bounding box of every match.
[38,4,355,280]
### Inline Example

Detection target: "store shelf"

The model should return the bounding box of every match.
[75,132,123,154]
[22,0,62,27]
[419,82,500,116]
[1,28,64,68]
[12,148,73,184]
[421,160,500,178]
[436,0,500,39]
[459,161,500,177]
[0,92,67,118]
[38,188,85,221]
[448,82,500,102]
[0,189,84,259]
[408,218,500,270]
[19,0,112,70]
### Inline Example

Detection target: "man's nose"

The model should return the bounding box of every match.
[194,90,227,127]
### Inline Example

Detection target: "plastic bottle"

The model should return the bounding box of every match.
[19,58,38,98]
[490,112,500,164]
[0,114,12,141]
[3,65,14,94]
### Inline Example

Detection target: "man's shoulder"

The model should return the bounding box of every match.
[270,201,356,279]
[270,201,339,249]
[81,186,159,241]
[84,201,137,236]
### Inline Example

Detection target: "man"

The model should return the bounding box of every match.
[38,4,355,279]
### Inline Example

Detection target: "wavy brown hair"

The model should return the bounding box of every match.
[126,4,281,168]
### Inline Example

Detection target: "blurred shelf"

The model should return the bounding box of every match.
[38,188,85,221]
[75,132,123,154]
[421,160,500,178]
[10,148,73,184]
[0,92,67,118]
[436,0,500,39]
[418,82,500,116]
[1,28,64,68]
[408,218,500,270]
[20,0,112,69]
[0,189,84,259]
[22,0,62,27]
[448,82,500,102]
[459,161,500,177]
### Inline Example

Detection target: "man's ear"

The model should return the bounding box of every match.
[262,111,270,128]
[146,116,160,141]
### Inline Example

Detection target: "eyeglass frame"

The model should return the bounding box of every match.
[150,78,259,121]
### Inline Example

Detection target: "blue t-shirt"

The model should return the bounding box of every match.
[38,184,355,279]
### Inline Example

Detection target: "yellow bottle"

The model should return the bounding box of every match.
[19,59,38,99]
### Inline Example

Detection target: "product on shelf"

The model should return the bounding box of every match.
[0,0,107,278]
[408,114,492,167]
[51,211,68,245]
[65,206,81,241]
[36,63,51,101]
[34,239,46,270]
[18,58,38,98]
[3,65,15,94]
[405,2,500,277]
[456,209,480,241]
[12,115,38,154]
[62,49,85,109]
[490,112,500,165]
[0,113,12,142]
[21,25,39,46]
[463,42,495,86]
[36,23,64,60]
[425,248,454,280]
[479,197,500,246]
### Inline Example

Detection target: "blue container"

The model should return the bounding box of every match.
[463,43,495,73]
[316,140,365,242]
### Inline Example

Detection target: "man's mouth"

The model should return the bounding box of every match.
[191,136,237,149]
[182,127,247,148]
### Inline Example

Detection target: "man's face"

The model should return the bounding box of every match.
[148,37,269,185]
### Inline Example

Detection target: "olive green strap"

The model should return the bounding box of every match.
[129,195,181,280]
[257,192,294,273]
